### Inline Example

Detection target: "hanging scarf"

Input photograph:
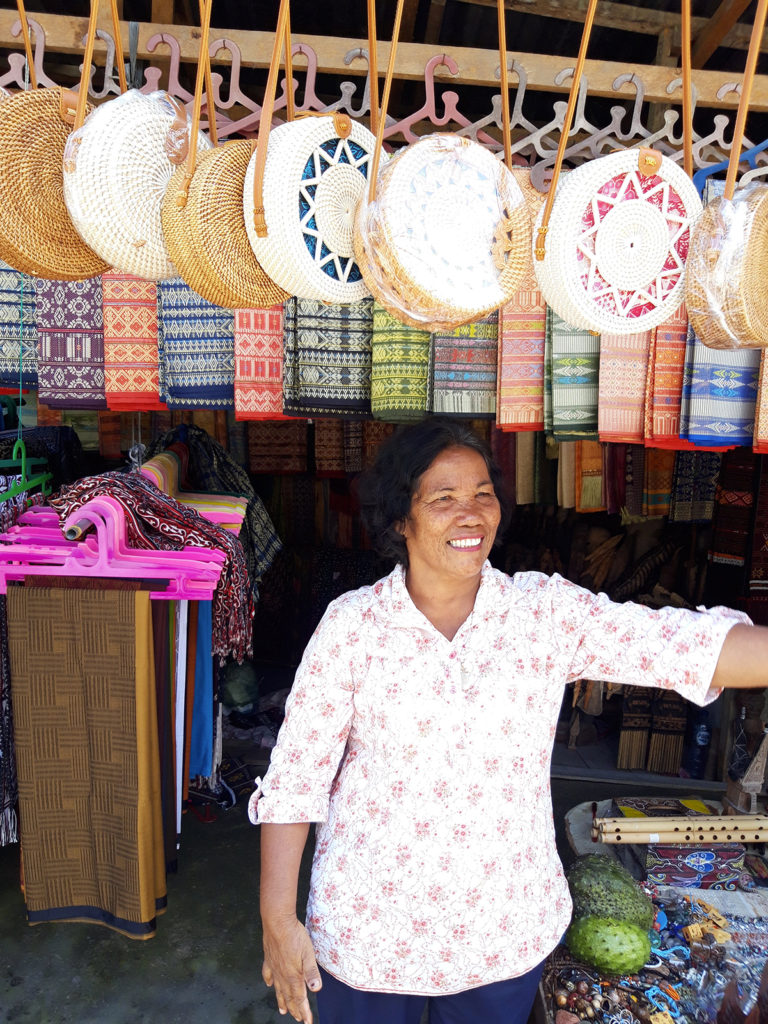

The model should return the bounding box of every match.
[496,279,546,432]
[247,419,309,474]
[102,272,166,412]
[682,326,759,449]
[370,302,432,422]
[282,297,373,418]
[598,330,652,443]
[0,260,37,387]
[644,304,698,450]
[642,448,676,517]
[550,311,600,441]
[157,279,235,409]
[709,450,758,569]
[431,312,498,417]
[49,471,254,664]
[314,419,347,477]
[35,277,106,409]
[233,304,287,421]
[575,440,604,512]
[753,352,768,454]
[669,451,722,523]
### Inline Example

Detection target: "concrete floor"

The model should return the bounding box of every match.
[0,761,724,1024]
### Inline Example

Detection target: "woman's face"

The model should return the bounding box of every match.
[400,445,501,587]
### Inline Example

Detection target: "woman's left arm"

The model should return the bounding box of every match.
[712,623,768,689]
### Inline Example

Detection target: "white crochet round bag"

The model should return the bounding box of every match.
[534,148,702,334]
[63,89,212,281]
[244,112,380,304]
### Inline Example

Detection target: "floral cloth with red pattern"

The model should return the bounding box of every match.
[255,562,749,996]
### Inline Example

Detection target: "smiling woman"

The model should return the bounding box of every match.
[251,416,768,1024]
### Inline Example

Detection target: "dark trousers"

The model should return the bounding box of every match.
[316,958,545,1024]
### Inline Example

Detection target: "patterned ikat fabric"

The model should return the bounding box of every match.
[0,260,37,387]
[35,277,106,409]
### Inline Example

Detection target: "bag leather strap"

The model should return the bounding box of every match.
[73,0,127,130]
[14,0,37,90]
[724,0,768,200]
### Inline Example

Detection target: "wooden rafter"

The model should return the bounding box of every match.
[691,0,754,67]
[3,10,768,110]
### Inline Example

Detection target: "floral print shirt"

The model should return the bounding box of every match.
[254,563,749,996]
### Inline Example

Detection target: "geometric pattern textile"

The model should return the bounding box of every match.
[35,277,107,409]
[371,302,432,423]
[282,298,373,419]
[234,305,286,421]
[431,312,498,418]
[644,303,695,449]
[6,588,166,938]
[682,325,759,449]
[495,276,546,431]
[157,279,235,410]
[642,447,676,518]
[550,310,600,441]
[0,260,37,387]
[247,419,309,475]
[669,450,722,523]
[753,352,768,454]
[598,329,651,443]
[102,272,166,411]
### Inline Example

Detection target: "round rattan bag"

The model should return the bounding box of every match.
[63,89,212,281]
[0,87,109,280]
[163,141,289,309]
[534,149,702,334]
[353,134,531,331]
[685,181,768,348]
[244,113,382,304]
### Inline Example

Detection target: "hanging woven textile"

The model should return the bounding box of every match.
[669,450,722,522]
[0,260,37,387]
[362,420,396,468]
[35,276,107,409]
[370,302,432,423]
[624,445,646,518]
[431,312,498,418]
[7,587,166,938]
[753,352,768,453]
[282,298,373,418]
[643,303,698,450]
[0,596,17,846]
[616,686,652,771]
[574,441,604,512]
[603,443,627,515]
[642,448,676,517]
[597,331,652,444]
[489,426,516,506]
[102,272,166,412]
[515,432,536,505]
[646,690,688,775]
[550,311,600,441]
[234,305,286,420]
[157,279,235,410]
[314,420,347,477]
[557,440,577,510]
[247,419,309,474]
[748,456,768,593]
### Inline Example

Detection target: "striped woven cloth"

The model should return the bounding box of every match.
[234,305,288,421]
[431,312,498,418]
[643,304,701,450]
[496,283,546,432]
[598,330,652,443]
[157,279,235,409]
[282,298,373,418]
[753,352,768,454]
[371,303,432,422]
[550,310,600,441]
[102,272,166,411]
[514,432,536,505]
[0,260,37,387]
[642,448,676,517]
[36,277,107,409]
[575,440,604,512]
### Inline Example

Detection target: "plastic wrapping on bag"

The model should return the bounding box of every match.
[63,89,212,281]
[685,182,768,349]
[0,88,10,101]
[243,115,382,305]
[353,133,532,332]
[534,148,703,335]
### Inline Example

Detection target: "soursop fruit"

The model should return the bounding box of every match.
[566,855,654,931]
[565,916,651,976]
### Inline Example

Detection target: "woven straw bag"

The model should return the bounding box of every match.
[0,0,113,280]
[161,0,288,308]
[533,0,702,335]
[352,0,531,331]
[243,0,382,304]
[685,1,768,348]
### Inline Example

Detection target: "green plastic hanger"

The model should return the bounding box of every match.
[0,438,53,504]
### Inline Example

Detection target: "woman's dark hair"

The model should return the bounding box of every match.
[356,416,511,567]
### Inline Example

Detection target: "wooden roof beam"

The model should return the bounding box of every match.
[691,0,753,67]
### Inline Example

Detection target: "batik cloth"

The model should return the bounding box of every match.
[282,298,373,418]
[0,260,37,386]
[7,587,166,937]
[431,313,498,417]
[371,303,432,422]
[49,470,254,665]
[143,423,281,590]
[102,272,166,411]
[496,279,546,431]
[681,326,759,448]
[234,305,287,421]
[598,330,652,443]
[35,277,106,409]
[549,311,600,441]
[247,419,309,474]
[157,279,235,409]
[669,451,722,523]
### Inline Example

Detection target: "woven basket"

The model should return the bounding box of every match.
[534,149,702,334]
[685,182,768,348]
[0,87,109,280]
[244,114,382,304]
[63,89,212,281]
[353,134,531,331]
[163,141,289,309]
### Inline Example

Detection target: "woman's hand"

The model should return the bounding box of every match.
[262,914,322,1023]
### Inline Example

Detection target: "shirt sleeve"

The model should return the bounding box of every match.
[541,573,752,706]
[253,595,359,824]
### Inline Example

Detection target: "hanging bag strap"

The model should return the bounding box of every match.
[681,0,693,179]
[14,0,37,90]
[72,0,127,130]
[723,0,768,199]
[172,0,217,208]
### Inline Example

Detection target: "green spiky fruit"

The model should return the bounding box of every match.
[566,856,654,931]
[565,916,651,976]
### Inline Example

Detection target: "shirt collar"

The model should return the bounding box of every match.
[388,560,499,631]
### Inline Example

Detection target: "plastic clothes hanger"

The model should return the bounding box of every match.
[692,136,768,195]
[0,438,53,505]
